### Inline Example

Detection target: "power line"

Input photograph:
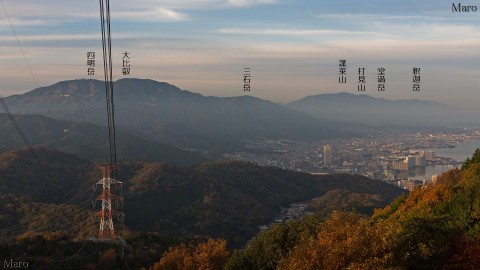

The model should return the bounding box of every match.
[0,0,40,89]
[0,0,124,244]
[0,187,95,233]
[99,0,117,173]
[0,0,38,151]
[95,0,123,240]
[0,96,32,150]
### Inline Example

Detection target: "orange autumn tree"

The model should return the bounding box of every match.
[279,211,394,270]
[153,238,229,270]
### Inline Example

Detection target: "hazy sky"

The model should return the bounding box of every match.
[0,0,479,108]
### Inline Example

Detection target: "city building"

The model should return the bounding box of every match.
[392,161,408,171]
[406,156,416,168]
[415,155,426,167]
[425,151,436,161]
[324,144,333,166]
[432,174,438,185]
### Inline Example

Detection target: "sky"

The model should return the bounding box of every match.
[0,0,479,108]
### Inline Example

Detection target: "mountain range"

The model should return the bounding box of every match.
[2,78,475,160]
[287,92,474,127]
[4,79,349,152]
[0,148,404,248]
[0,113,205,165]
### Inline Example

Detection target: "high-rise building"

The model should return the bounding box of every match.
[425,151,436,161]
[324,145,333,166]
[392,161,408,171]
[406,156,416,168]
[415,155,426,167]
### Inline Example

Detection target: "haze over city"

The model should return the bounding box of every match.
[1,0,479,108]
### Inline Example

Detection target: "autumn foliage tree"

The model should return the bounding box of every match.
[279,212,394,270]
[153,238,229,270]
[224,150,480,270]
[462,148,480,171]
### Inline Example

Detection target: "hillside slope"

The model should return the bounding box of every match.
[287,92,471,127]
[0,113,205,165]
[5,79,351,151]
[0,148,403,248]
[225,149,480,269]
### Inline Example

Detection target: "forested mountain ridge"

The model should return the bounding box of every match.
[0,147,404,268]
[287,92,474,127]
[4,79,350,151]
[6,148,480,269]
[0,113,206,165]
[218,149,480,270]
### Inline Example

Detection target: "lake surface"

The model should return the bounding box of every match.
[410,139,480,180]
[431,139,480,162]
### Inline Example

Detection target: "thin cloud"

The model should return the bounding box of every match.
[0,18,56,27]
[0,32,144,42]
[217,28,399,38]
[228,0,276,7]
[116,7,189,22]
[2,0,277,21]
[317,13,451,21]
[372,23,480,40]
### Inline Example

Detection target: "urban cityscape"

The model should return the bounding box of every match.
[225,127,480,191]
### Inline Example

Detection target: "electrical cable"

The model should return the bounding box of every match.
[0,187,95,233]
[0,0,124,245]
[0,97,32,150]
[105,0,118,177]
[96,0,124,239]
[0,0,40,89]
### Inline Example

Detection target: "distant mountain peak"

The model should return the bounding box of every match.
[286,91,464,127]
[6,78,189,98]
[290,92,448,107]
[4,78,349,151]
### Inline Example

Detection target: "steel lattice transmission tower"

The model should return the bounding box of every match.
[95,166,124,239]
[92,0,124,240]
